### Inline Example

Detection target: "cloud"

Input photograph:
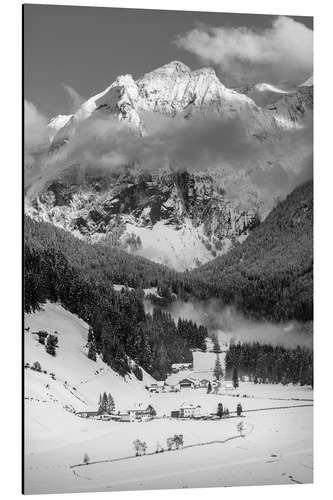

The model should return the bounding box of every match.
[24,111,263,198]
[24,104,313,206]
[24,100,50,152]
[160,299,313,348]
[62,84,85,112]
[175,16,313,86]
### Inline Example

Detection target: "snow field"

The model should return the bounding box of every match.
[24,302,313,494]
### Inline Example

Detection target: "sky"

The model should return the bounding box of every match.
[24,4,313,118]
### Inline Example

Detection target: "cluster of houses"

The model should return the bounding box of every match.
[171,363,192,373]
[146,377,235,393]
[76,402,203,421]
[76,404,157,423]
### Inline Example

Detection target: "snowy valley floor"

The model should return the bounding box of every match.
[24,303,313,494]
[24,405,313,494]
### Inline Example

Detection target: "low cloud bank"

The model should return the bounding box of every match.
[24,105,313,204]
[167,299,313,348]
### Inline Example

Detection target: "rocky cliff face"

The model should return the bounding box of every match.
[26,61,313,270]
[27,167,261,270]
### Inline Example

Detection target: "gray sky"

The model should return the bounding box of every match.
[24,4,313,118]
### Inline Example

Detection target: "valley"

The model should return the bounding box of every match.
[23,38,313,494]
[24,303,313,494]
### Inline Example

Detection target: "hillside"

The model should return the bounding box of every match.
[24,217,207,379]
[189,181,313,321]
[25,303,154,412]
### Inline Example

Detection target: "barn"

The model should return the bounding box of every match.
[179,378,196,389]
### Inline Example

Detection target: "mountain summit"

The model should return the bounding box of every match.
[27,61,313,270]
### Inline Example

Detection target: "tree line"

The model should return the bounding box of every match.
[225,341,313,386]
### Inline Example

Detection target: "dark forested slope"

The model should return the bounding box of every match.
[24,217,207,379]
[189,181,313,321]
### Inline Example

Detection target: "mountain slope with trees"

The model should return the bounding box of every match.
[188,181,313,321]
[24,217,207,379]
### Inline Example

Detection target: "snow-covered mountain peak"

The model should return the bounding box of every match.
[300,76,313,87]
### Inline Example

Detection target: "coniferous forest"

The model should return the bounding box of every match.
[225,342,313,387]
[190,181,313,322]
[24,217,207,378]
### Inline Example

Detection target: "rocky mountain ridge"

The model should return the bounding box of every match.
[26,61,313,270]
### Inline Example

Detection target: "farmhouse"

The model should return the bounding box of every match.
[76,411,98,419]
[171,363,192,373]
[179,378,199,389]
[147,381,170,393]
[180,402,201,418]
[128,404,156,421]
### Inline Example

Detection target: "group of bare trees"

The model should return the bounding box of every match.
[166,434,183,451]
[133,439,147,456]
[132,434,184,456]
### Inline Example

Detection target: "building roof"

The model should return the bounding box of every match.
[128,403,155,413]
[180,402,201,409]
[179,378,196,384]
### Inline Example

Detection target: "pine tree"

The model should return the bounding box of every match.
[37,330,48,345]
[88,343,97,361]
[106,393,115,414]
[206,381,212,394]
[33,361,42,372]
[46,334,58,356]
[98,392,108,414]
[213,354,223,380]
[233,367,239,389]
[212,333,221,353]
[83,453,90,464]
[88,327,94,343]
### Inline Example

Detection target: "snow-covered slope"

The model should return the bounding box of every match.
[48,114,73,141]
[25,302,154,414]
[300,76,313,87]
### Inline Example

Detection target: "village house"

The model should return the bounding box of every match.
[171,363,192,373]
[112,412,131,422]
[76,410,98,419]
[179,402,201,418]
[128,404,156,421]
[146,381,171,393]
[178,378,199,390]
